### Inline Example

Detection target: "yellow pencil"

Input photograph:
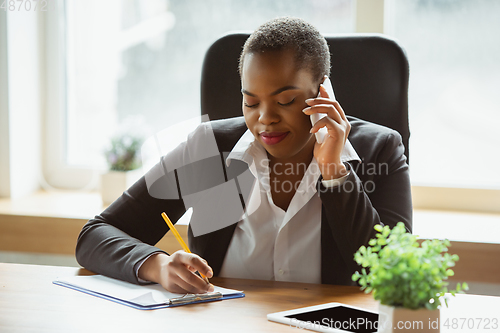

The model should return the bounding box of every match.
[161,212,210,284]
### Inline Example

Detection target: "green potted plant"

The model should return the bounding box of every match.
[101,133,144,205]
[352,222,468,333]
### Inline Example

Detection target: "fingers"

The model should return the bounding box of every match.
[170,275,213,294]
[308,109,351,142]
[303,104,343,124]
[306,84,347,121]
[159,251,215,294]
[318,83,331,99]
[304,98,347,122]
[175,252,214,289]
[179,252,213,279]
[310,116,344,136]
[304,88,350,140]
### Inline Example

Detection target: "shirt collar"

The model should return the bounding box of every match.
[226,129,263,167]
[226,129,361,167]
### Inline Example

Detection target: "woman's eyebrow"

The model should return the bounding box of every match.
[241,85,300,97]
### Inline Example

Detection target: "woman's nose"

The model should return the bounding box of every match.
[258,104,280,125]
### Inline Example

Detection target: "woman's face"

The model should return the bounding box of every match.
[241,49,319,163]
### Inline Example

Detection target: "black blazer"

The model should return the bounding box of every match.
[76,116,412,286]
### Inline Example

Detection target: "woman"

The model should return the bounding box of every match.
[76,17,412,294]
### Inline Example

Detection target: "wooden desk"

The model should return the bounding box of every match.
[0,263,499,333]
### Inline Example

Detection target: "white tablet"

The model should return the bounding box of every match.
[267,302,379,333]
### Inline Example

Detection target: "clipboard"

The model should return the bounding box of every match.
[53,275,245,310]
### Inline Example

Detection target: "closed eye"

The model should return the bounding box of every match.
[278,98,295,106]
[244,102,259,108]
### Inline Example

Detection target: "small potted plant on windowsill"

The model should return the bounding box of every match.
[352,222,468,333]
[101,133,144,205]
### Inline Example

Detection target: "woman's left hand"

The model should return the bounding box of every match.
[302,84,351,180]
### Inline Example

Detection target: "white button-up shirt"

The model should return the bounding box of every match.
[219,129,360,283]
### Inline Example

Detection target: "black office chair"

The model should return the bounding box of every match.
[200,33,410,161]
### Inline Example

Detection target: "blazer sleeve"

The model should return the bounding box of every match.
[75,169,187,284]
[318,130,412,274]
[75,120,241,284]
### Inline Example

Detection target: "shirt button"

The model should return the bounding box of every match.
[279,269,284,275]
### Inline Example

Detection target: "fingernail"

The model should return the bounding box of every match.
[207,270,213,278]
[208,284,215,292]
[302,107,310,113]
[305,98,314,104]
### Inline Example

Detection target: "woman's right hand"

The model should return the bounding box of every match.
[138,251,214,294]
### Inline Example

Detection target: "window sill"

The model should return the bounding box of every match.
[413,209,500,244]
[0,190,189,256]
[0,190,105,220]
[2,190,497,242]
[0,190,498,284]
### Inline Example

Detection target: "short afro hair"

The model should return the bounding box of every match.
[238,17,330,83]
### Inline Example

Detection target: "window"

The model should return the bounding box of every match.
[47,0,354,189]
[388,0,500,189]
[45,0,500,196]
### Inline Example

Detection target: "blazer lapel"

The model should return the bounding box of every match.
[188,156,255,277]
[188,222,238,277]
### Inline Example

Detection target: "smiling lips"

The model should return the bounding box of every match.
[260,131,289,145]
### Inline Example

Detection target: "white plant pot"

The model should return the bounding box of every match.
[100,169,143,205]
[378,303,440,332]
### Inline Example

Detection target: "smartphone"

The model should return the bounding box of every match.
[310,77,336,144]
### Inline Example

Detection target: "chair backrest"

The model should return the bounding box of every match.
[200,33,410,160]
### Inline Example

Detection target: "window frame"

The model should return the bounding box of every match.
[43,0,99,190]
